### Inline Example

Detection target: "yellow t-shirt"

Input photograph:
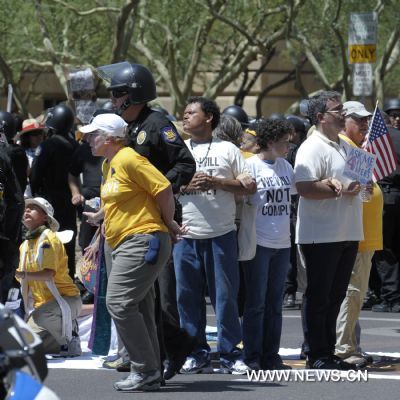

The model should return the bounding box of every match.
[101,147,170,248]
[339,134,383,251]
[240,150,256,159]
[17,230,79,308]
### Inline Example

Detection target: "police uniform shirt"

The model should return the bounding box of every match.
[127,106,195,193]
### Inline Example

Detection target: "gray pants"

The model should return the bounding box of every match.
[106,232,171,373]
[28,295,82,353]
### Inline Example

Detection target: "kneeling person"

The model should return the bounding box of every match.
[16,197,82,356]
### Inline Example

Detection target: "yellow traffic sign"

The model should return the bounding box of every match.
[349,44,376,63]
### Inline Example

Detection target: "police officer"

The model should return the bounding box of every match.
[222,105,249,130]
[0,111,28,195]
[97,61,196,378]
[371,104,400,312]
[30,104,78,278]
[0,139,24,303]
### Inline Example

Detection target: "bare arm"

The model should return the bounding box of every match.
[68,173,85,206]
[296,178,361,200]
[154,185,186,242]
[183,172,256,195]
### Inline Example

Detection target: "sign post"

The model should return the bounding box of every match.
[349,12,377,97]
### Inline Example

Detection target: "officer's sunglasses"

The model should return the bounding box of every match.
[111,90,128,99]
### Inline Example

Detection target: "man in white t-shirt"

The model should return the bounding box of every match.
[173,97,256,375]
[294,91,363,370]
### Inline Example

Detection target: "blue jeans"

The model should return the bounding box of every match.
[173,231,242,363]
[242,245,290,366]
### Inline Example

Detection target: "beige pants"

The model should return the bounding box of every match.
[28,295,82,353]
[335,250,374,358]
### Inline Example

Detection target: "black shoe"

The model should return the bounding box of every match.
[81,291,94,305]
[372,302,390,312]
[362,293,380,310]
[390,302,400,312]
[306,356,356,370]
[283,293,296,309]
[361,352,374,363]
[163,336,197,380]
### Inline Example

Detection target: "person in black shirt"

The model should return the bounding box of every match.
[30,104,78,278]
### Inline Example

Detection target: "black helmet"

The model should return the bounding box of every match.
[269,112,285,120]
[98,62,156,105]
[0,111,16,141]
[45,104,74,136]
[384,98,400,113]
[222,105,249,128]
[285,115,306,134]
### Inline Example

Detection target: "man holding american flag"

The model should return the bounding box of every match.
[366,104,400,313]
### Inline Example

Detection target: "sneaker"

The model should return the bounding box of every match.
[342,355,368,369]
[113,369,161,391]
[180,357,213,374]
[371,301,390,312]
[283,293,296,309]
[306,356,356,370]
[220,359,250,375]
[59,336,82,357]
[103,356,127,370]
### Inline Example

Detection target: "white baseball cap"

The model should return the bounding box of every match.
[80,113,128,137]
[343,101,372,118]
[25,197,60,232]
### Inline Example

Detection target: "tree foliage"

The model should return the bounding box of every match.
[0,0,399,117]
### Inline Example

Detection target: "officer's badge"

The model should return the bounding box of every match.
[137,130,147,145]
[161,126,177,143]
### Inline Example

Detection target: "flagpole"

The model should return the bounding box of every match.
[365,99,379,140]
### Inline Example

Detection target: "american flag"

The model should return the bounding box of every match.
[363,107,397,181]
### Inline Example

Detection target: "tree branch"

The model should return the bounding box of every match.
[47,0,119,15]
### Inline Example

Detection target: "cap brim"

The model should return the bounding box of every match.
[345,110,372,118]
[79,123,98,134]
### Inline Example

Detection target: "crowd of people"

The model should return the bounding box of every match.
[1,61,400,392]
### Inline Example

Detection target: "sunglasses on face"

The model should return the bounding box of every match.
[111,90,128,99]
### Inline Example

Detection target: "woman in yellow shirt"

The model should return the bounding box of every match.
[81,113,183,392]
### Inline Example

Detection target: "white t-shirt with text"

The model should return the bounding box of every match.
[247,155,296,248]
[180,138,248,239]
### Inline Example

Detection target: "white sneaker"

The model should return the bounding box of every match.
[220,359,250,375]
[113,369,161,391]
[180,357,213,374]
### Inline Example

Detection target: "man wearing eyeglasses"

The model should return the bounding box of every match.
[294,91,363,370]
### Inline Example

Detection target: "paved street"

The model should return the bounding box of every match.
[46,303,400,400]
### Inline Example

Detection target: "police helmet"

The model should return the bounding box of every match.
[384,98,400,113]
[222,105,249,128]
[0,111,16,141]
[99,62,156,105]
[285,115,306,134]
[269,112,285,120]
[45,104,74,136]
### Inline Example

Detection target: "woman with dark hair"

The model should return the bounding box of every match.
[242,118,295,370]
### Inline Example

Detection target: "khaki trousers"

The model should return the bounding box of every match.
[335,250,374,357]
[28,295,82,353]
